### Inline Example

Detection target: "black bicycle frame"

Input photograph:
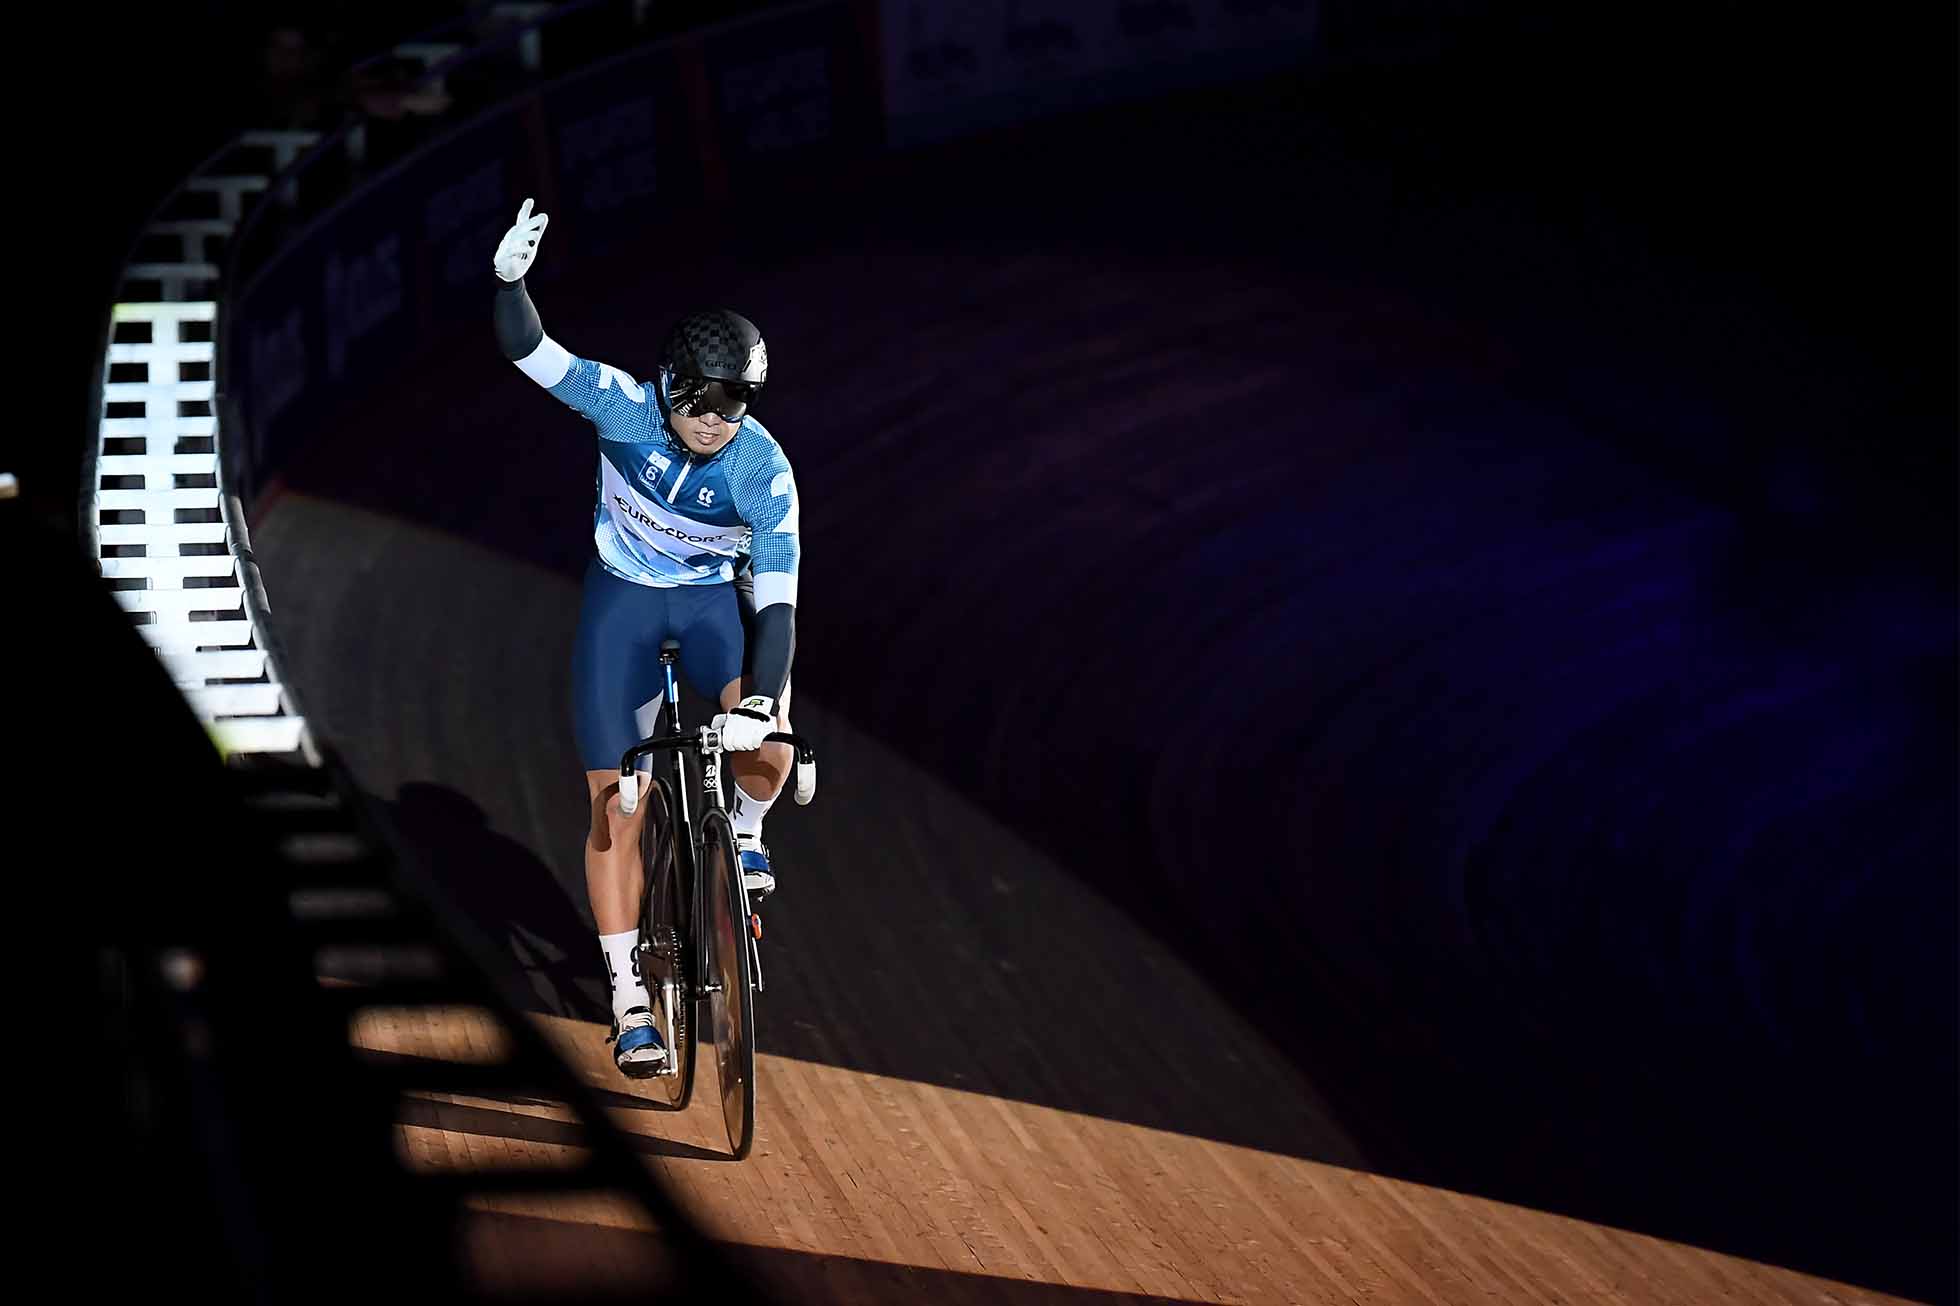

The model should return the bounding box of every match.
[620,649,812,996]
[619,642,815,802]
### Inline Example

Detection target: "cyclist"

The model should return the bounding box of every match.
[489,200,801,1077]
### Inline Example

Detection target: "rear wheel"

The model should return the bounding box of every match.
[637,776,695,1109]
[700,808,756,1159]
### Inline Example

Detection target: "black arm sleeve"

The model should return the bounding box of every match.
[493,278,544,360]
[749,603,795,705]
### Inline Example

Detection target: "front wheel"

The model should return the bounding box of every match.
[638,776,695,1109]
[700,809,756,1159]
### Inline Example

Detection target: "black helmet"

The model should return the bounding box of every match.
[661,308,767,421]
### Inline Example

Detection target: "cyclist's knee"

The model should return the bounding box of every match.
[585,769,646,849]
[731,742,791,795]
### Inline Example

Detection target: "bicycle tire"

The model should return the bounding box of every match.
[637,775,696,1109]
[700,808,757,1159]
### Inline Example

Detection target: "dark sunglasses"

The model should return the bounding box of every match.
[670,374,758,422]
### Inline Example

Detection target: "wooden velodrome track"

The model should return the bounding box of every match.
[255,499,1918,1306]
[234,60,1954,1301]
[243,207,1941,1304]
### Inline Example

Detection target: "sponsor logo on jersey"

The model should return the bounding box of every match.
[640,451,672,488]
[612,494,735,547]
[596,439,767,586]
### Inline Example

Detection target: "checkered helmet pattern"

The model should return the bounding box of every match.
[662,309,768,384]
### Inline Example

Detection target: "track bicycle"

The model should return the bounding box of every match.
[617,637,815,1160]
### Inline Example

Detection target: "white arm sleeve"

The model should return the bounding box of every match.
[514,334,573,388]
[752,569,798,609]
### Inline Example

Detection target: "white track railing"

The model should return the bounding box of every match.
[85,2,646,765]
[90,131,323,764]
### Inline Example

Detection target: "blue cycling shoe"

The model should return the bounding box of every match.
[738,840,775,901]
[609,1004,667,1078]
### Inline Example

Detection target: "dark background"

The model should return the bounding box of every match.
[19,2,1954,1302]
[24,6,1953,536]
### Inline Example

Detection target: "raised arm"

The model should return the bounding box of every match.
[492,199,655,430]
[493,196,572,381]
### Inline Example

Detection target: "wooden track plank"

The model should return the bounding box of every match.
[256,491,1929,1306]
[352,996,1925,1306]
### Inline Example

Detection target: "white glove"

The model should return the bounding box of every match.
[492,198,549,282]
[714,696,777,752]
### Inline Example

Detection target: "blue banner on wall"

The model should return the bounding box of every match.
[544,42,699,253]
[231,5,891,500]
[879,0,1320,146]
[231,48,702,495]
[231,105,540,498]
[701,1,884,170]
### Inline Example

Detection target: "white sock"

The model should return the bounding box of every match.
[599,929,649,1026]
[730,779,778,848]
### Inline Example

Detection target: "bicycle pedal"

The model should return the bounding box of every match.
[750,913,763,941]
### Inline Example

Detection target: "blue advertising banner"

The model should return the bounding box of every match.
[233,190,416,497]
[419,117,526,311]
[224,2,891,501]
[701,1,884,170]
[231,44,703,497]
[879,0,1320,146]
[542,41,699,255]
[231,102,540,499]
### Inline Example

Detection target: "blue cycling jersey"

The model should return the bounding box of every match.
[521,338,801,609]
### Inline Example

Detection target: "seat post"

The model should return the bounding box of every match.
[656,639,683,734]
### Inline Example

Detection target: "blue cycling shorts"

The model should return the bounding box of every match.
[571,558,748,772]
